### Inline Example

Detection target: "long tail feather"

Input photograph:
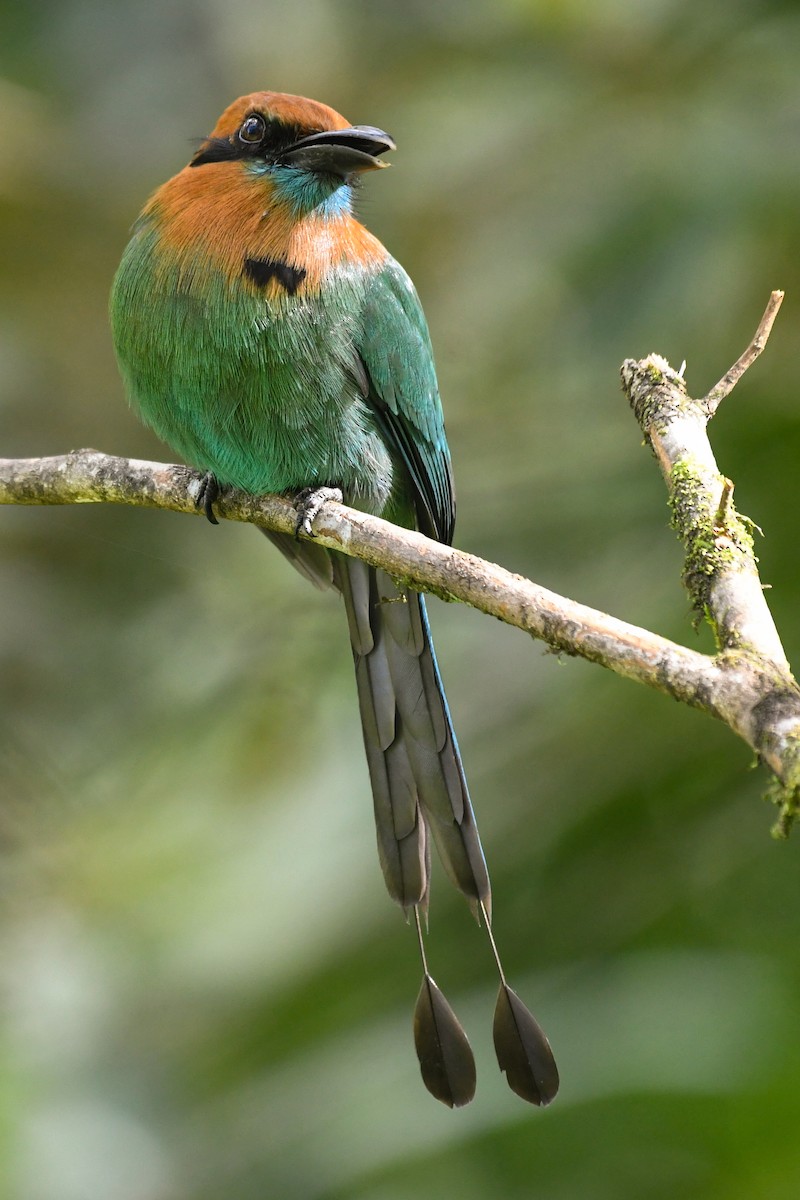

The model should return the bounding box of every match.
[266,531,558,1106]
[334,555,490,914]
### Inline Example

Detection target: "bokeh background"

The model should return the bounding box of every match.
[2,2,800,1197]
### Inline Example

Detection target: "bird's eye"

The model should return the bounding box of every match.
[239,114,266,144]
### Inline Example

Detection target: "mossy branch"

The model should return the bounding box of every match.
[2,291,799,831]
[621,290,800,832]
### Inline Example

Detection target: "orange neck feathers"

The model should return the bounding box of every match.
[144,159,386,294]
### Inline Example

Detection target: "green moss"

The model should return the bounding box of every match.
[668,457,756,641]
[389,572,459,604]
[764,731,800,837]
[768,779,800,838]
[631,361,692,432]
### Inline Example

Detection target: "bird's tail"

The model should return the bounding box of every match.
[333,555,490,916]
[334,554,559,1108]
[264,531,558,1107]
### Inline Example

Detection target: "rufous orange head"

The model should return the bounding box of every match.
[190,91,395,179]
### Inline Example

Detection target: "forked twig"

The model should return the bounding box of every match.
[701,289,784,416]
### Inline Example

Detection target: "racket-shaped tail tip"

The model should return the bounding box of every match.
[413,972,476,1107]
[492,983,559,1106]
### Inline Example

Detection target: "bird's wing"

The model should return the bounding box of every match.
[358,257,455,545]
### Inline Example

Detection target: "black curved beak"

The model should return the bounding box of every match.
[281,125,396,176]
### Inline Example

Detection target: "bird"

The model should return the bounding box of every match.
[110,90,558,1107]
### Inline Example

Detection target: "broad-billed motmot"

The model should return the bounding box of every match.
[111,91,558,1107]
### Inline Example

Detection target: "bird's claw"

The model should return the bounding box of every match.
[293,486,343,538]
[196,472,221,525]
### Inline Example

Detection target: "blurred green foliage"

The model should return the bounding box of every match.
[2,2,800,1197]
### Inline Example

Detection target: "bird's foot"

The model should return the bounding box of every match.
[195,472,222,525]
[293,486,343,538]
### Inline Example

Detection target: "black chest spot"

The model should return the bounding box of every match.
[243,257,307,295]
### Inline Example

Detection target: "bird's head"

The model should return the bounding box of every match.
[189,92,395,214]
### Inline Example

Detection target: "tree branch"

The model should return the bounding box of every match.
[620,290,800,833]
[2,293,799,831]
[0,449,722,698]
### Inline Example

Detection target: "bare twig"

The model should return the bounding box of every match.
[701,289,784,415]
